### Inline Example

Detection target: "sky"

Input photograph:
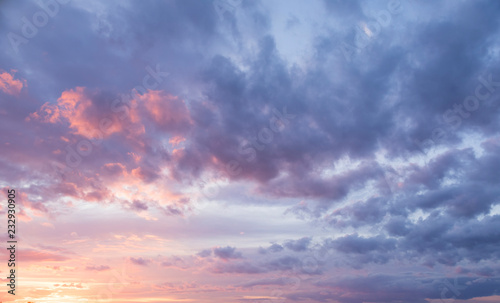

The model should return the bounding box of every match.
[0,0,500,302]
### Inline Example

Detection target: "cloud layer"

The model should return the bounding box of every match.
[1,0,500,302]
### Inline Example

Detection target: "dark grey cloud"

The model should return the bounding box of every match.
[237,276,296,288]
[302,275,500,303]
[213,246,243,260]
[326,234,396,255]
[258,243,284,254]
[212,261,266,274]
[283,237,312,252]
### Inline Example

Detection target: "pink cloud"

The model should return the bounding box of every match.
[101,163,127,177]
[139,90,192,133]
[0,70,25,96]
[18,248,69,262]
[169,135,187,146]
[131,166,160,183]
[53,283,84,289]
[28,87,123,138]
[12,191,49,219]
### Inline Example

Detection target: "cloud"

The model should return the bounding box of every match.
[211,261,266,274]
[283,237,312,252]
[139,90,192,134]
[0,70,25,96]
[306,275,500,303]
[326,234,396,255]
[1,0,500,301]
[258,243,284,254]
[85,265,111,271]
[160,255,195,270]
[237,277,298,288]
[129,257,151,266]
[28,87,122,138]
[17,249,69,262]
[130,200,148,211]
[213,246,243,260]
[53,283,84,289]
[197,249,212,258]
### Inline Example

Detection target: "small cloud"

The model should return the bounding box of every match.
[213,246,243,260]
[54,282,84,289]
[130,257,151,266]
[0,70,25,96]
[169,135,186,146]
[259,243,284,254]
[284,237,312,252]
[197,249,212,258]
[131,200,148,211]
[85,265,111,271]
